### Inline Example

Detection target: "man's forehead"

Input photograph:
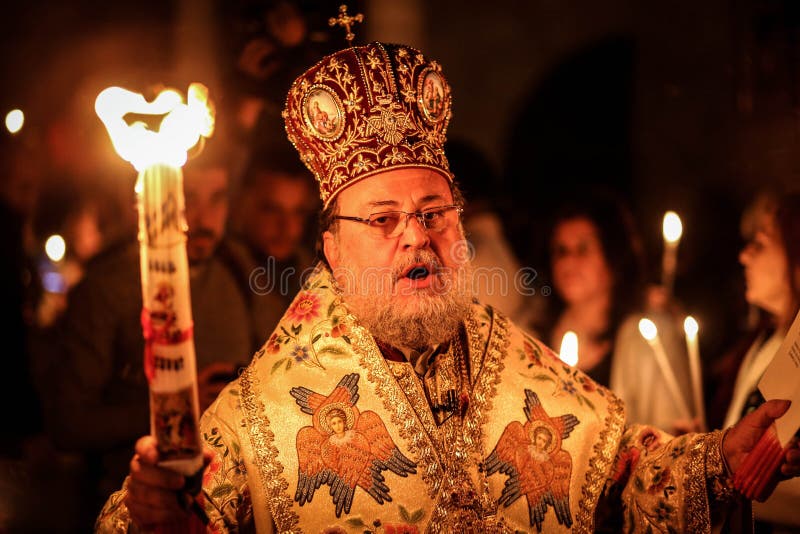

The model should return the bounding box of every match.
[336,168,452,209]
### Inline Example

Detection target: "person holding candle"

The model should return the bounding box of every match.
[709,189,800,531]
[47,144,260,530]
[97,20,800,534]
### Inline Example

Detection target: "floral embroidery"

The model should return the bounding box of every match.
[654,500,675,522]
[341,504,425,533]
[522,337,543,366]
[290,344,310,364]
[517,335,606,416]
[286,291,321,323]
[611,446,641,484]
[647,466,672,495]
[265,333,281,354]
[203,454,222,486]
[330,320,350,339]
[199,425,248,522]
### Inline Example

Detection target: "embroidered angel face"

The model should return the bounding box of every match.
[532,426,553,452]
[325,408,348,437]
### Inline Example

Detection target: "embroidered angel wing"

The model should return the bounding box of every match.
[543,450,574,528]
[294,425,330,506]
[522,390,577,529]
[483,420,528,506]
[291,373,360,414]
[523,390,579,440]
[486,390,579,531]
[321,410,417,517]
[357,410,417,480]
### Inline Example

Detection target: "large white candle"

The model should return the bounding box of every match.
[638,318,692,420]
[683,316,706,431]
[661,211,682,297]
[96,84,214,477]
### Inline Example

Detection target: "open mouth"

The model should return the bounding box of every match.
[401,263,432,280]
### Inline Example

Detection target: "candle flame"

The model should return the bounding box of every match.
[559,331,579,366]
[638,318,658,341]
[95,83,214,171]
[45,234,66,262]
[662,211,683,243]
[684,316,699,339]
[5,109,24,134]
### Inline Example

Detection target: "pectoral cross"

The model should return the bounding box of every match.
[328,4,364,44]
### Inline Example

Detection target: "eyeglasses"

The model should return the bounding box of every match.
[332,204,462,238]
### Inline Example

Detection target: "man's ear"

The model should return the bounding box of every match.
[322,230,339,270]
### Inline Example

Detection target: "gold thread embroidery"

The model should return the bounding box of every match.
[427,306,512,532]
[240,365,301,532]
[283,43,453,208]
[686,432,712,532]
[574,396,626,533]
[387,360,446,455]
[348,320,444,500]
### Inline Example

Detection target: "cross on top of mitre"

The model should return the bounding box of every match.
[328,4,364,44]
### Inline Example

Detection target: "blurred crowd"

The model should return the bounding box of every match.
[0,1,799,533]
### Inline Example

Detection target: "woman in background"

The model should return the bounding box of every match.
[538,188,693,432]
[710,190,800,532]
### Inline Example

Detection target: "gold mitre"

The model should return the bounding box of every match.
[283,41,454,207]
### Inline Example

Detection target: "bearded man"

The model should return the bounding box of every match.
[96,31,800,534]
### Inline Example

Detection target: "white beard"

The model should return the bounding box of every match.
[333,248,474,349]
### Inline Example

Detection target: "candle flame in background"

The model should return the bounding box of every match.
[662,211,683,244]
[5,109,24,134]
[638,318,658,341]
[559,330,579,366]
[683,316,699,338]
[45,234,66,262]
[95,83,214,171]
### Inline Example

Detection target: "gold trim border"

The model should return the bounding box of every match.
[349,319,444,498]
[574,395,626,533]
[240,364,301,533]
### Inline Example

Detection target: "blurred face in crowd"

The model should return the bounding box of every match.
[551,217,612,306]
[237,172,314,262]
[67,207,103,262]
[323,168,472,348]
[184,166,229,264]
[739,211,791,317]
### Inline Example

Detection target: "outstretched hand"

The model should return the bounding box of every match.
[722,400,800,498]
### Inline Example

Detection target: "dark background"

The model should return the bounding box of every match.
[1,0,800,529]
[2,0,799,400]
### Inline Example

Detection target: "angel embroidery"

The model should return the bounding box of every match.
[290,373,417,517]
[483,390,579,532]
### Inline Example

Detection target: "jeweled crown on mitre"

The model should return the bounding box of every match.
[282,41,453,207]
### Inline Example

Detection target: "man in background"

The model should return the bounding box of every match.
[227,146,317,342]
